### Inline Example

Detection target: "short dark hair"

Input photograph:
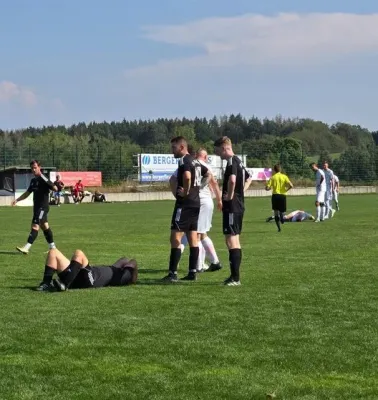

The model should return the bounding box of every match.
[30,160,40,167]
[187,144,196,156]
[170,136,187,146]
[273,164,281,173]
[214,136,232,147]
[309,162,317,168]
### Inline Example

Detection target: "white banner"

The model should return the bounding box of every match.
[139,154,247,182]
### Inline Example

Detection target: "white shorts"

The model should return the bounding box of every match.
[198,197,214,234]
[316,191,326,203]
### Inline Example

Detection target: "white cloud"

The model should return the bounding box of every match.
[125,12,378,77]
[0,80,38,107]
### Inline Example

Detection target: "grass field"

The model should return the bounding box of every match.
[1,195,378,400]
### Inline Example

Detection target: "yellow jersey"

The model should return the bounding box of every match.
[266,172,291,195]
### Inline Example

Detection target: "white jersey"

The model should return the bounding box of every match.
[324,168,334,192]
[316,169,326,192]
[198,159,213,200]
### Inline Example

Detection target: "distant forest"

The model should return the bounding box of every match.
[1,114,377,182]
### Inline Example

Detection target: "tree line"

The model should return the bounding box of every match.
[1,114,377,183]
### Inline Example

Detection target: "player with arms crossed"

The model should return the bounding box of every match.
[265,164,293,232]
[310,163,326,222]
[37,248,138,292]
[163,136,210,282]
[214,136,252,286]
[12,160,58,257]
[322,161,336,219]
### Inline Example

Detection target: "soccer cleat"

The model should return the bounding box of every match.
[223,276,233,285]
[207,262,222,272]
[16,246,29,255]
[36,282,54,292]
[314,219,320,223]
[53,278,67,292]
[181,272,197,281]
[331,209,336,218]
[225,280,241,286]
[161,273,178,283]
[201,263,209,272]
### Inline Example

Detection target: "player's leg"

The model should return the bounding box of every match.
[333,190,339,210]
[195,235,206,272]
[278,195,287,225]
[36,248,71,291]
[16,209,42,254]
[40,212,56,250]
[196,201,210,272]
[271,195,281,232]
[323,192,330,219]
[223,212,243,285]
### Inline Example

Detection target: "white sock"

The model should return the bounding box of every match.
[201,236,219,264]
[316,206,321,220]
[49,242,56,249]
[24,243,32,250]
[320,206,325,220]
[196,241,205,270]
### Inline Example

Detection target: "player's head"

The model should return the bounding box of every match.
[30,160,41,176]
[273,164,281,173]
[187,144,196,157]
[323,161,329,170]
[196,148,208,162]
[309,162,318,172]
[214,136,233,159]
[56,174,60,179]
[170,136,188,158]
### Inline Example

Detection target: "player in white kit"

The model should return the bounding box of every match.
[333,175,340,211]
[310,163,326,222]
[322,161,336,219]
[171,149,223,272]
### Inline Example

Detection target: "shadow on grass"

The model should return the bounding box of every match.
[136,278,222,286]
[0,250,23,255]
[138,268,167,273]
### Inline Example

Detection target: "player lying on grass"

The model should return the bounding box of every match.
[37,248,138,291]
[265,210,315,223]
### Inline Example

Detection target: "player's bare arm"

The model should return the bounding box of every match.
[209,173,222,210]
[286,181,294,191]
[12,191,31,206]
[177,171,191,197]
[225,174,236,201]
[244,177,253,192]
[169,174,178,197]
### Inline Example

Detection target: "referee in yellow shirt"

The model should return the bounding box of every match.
[265,164,293,232]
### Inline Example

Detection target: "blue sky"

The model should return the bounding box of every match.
[1,0,378,131]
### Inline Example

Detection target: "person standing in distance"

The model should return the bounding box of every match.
[162,136,210,282]
[322,161,336,219]
[265,164,293,232]
[214,136,252,286]
[333,174,340,211]
[309,162,326,222]
[12,160,58,257]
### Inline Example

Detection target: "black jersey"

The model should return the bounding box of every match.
[222,156,250,213]
[27,174,54,208]
[175,154,208,208]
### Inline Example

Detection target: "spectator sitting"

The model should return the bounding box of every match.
[92,190,106,203]
[72,180,85,204]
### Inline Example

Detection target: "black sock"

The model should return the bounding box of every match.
[43,228,54,244]
[169,248,181,274]
[27,229,38,244]
[279,212,285,224]
[189,247,199,274]
[229,248,242,281]
[42,265,55,284]
[274,216,281,231]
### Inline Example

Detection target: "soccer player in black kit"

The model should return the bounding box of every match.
[162,136,210,282]
[36,248,138,292]
[214,137,252,286]
[12,160,58,261]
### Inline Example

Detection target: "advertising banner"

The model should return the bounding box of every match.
[52,171,102,187]
[246,168,272,181]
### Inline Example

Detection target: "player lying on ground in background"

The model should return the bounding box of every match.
[91,190,107,203]
[265,210,315,223]
[37,248,138,291]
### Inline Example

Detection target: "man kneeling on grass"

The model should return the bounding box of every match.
[37,248,138,292]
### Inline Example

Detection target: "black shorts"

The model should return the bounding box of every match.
[171,206,200,232]
[223,212,244,235]
[271,194,287,213]
[32,207,49,224]
[69,266,114,289]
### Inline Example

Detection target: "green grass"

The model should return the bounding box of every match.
[1,195,378,399]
